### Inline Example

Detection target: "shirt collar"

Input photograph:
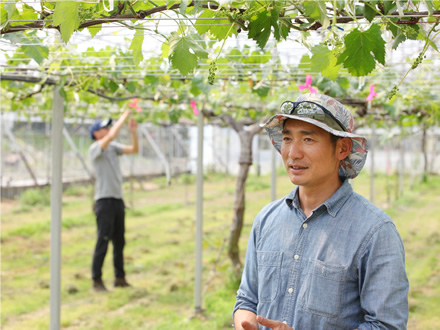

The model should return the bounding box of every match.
[285,179,353,217]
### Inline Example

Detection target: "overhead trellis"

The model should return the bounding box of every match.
[1,1,440,105]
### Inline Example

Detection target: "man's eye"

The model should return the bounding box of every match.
[304,138,313,142]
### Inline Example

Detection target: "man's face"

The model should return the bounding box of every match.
[94,127,110,140]
[280,119,341,189]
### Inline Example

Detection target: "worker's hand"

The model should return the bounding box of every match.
[256,315,294,330]
[128,118,138,132]
[240,320,258,330]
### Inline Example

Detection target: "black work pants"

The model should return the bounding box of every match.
[92,198,126,280]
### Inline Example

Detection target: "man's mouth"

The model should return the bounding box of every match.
[292,165,307,169]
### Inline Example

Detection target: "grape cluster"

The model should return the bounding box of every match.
[411,53,426,70]
[324,34,343,48]
[208,60,217,85]
[233,7,259,22]
[388,85,399,100]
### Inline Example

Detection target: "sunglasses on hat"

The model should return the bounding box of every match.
[280,101,347,132]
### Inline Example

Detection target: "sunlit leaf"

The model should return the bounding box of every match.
[248,9,280,49]
[21,45,49,65]
[169,33,207,75]
[337,24,385,76]
[130,29,144,66]
[53,1,80,43]
[195,10,234,40]
[311,44,341,81]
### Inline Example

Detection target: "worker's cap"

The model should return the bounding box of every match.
[89,118,112,140]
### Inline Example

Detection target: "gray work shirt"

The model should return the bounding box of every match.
[89,141,124,200]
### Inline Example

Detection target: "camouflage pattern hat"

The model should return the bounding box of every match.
[262,93,368,179]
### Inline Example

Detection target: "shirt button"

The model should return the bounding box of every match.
[288,288,293,294]
[303,223,308,229]
[294,254,299,260]
[283,321,288,324]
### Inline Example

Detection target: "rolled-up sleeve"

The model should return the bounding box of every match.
[357,222,409,329]
[233,217,261,317]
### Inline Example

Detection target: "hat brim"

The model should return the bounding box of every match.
[261,114,368,179]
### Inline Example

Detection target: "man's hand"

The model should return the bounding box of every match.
[128,119,138,132]
[240,320,258,330]
[255,315,294,330]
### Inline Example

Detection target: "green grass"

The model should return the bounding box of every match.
[1,172,439,329]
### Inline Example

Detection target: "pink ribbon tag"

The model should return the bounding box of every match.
[298,75,317,93]
[366,84,377,102]
[190,100,199,115]
[128,98,142,112]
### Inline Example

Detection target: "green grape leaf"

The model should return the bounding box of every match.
[392,24,419,49]
[190,75,211,96]
[383,1,396,14]
[418,28,439,52]
[363,2,377,22]
[179,0,189,14]
[159,74,171,85]
[53,1,79,43]
[9,4,38,27]
[166,0,179,9]
[1,2,17,26]
[317,77,347,98]
[311,44,341,81]
[88,24,102,37]
[129,29,144,66]
[248,9,280,49]
[168,33,207,75]
[109,80,119,93]
[298,54,312,72]
[144,75,159,88]
[125,81,137,93]
[336,77,349,89]
[195,10,234,40]
[280,23,290,40]
[161,42,170,58]
[424,0,434,15]
[21,44,49,65]
[337,24,385,76]
[304,1,330,29]
[252,85,270,98]
[244,50,271,64]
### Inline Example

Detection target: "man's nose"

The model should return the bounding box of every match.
[288,140,303,159]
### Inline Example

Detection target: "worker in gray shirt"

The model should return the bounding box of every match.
[88,108,138,291]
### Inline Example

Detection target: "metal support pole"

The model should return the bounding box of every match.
[369,104,375,204]
[271,147,277,201]
[50,87,64,330]
[399,131,405,198]
[194,109,204,314]
[255,134,261,176]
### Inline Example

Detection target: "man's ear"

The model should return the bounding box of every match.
[338,137,352,161]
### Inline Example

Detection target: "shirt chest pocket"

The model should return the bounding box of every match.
[301,259,348,318]
[257,251,282,303]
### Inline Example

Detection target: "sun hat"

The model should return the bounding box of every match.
[89,118,113,140]
[262,93,368,179]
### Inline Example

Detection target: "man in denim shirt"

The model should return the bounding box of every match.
[233,94,409,329]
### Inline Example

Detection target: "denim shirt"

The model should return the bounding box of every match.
[234,180,408,330]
